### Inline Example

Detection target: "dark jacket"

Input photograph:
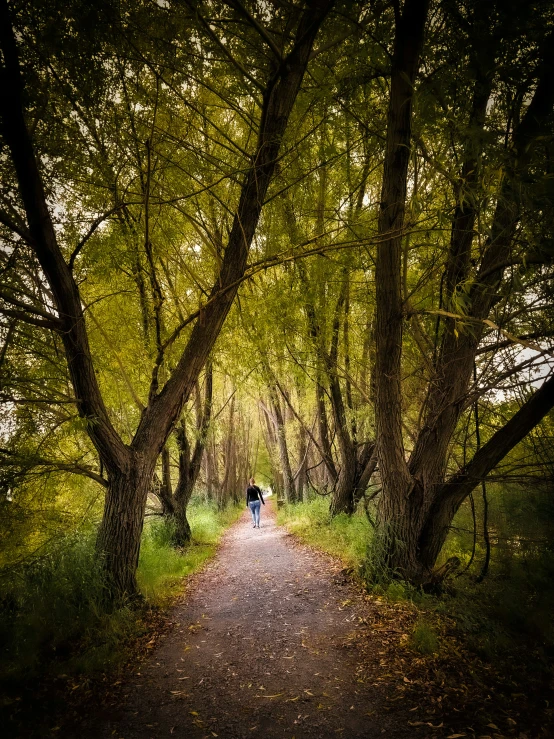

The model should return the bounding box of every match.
[246,485,265,506]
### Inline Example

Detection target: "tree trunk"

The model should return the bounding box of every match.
[419,372,554,569]
[268,388,295,502]
[96,455,155,599]
[389,26,554,581]
[0,0,333,600]
[261,400,284,499]
[372,0,429,576]
[172,364,213,545]
[296,425,309,502]
[157,446,175,516]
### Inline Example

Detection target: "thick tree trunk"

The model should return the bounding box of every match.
[395,29,554,580]
[353,443,377,505]
[96,455,155,598]
[372,0,429,575]
[329,454,357,516]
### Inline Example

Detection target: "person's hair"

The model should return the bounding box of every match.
[249,477,255,485]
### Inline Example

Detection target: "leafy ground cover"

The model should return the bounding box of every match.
[278,497,554,738]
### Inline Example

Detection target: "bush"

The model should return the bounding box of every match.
[0,529,135,683]
[410,619,440,655]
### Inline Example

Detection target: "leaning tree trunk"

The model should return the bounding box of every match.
[373,15,554,581]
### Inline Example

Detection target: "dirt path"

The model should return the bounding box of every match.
[88,501,417,739]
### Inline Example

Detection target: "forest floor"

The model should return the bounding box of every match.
[5,501,550,739]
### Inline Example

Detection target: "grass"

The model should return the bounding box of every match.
[0,499,241,687]
[138,501,242,601]
[410,618,440,655]
[277,496,373,567]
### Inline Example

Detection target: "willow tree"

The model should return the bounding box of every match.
[372,0,554,581]
[0,0,335,598]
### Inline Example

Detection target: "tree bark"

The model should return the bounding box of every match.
[170,363,213,545]
[157,446,175,516]
[372,0,429,575]
[328,278,357,515]
[96,456,155,598]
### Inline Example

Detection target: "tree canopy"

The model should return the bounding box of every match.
[1,0,553,597]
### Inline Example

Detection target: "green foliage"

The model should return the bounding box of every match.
[277,497,373,568]
[280,483,554,673]
[410,619,440,655]
[0,501,241,686]
[0,529,131,684]
[433,550,554,666]
[138,500,242,601]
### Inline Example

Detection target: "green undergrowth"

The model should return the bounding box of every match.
[277,496,373,567]
[0,500,241,688]
[138,501,242,601]
[278,496,554,668]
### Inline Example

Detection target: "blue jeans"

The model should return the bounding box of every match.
[249,500,261,526]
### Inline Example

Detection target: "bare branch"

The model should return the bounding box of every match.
[224,0,283,60]
[0,208,34,244]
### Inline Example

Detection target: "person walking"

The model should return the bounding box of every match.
[246,477,265,528]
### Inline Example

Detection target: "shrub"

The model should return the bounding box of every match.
[0,500,242,685]
[410,619,440,655]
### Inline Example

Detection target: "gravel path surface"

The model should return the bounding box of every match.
[93,501,415,739]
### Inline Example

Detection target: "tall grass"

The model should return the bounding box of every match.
[138,500,242,601]
[277,496,373,567]
[0,499,241,686]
